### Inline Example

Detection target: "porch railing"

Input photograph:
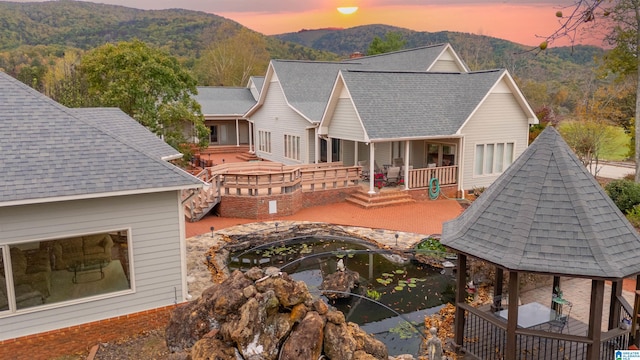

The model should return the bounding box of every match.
[460,302,630,360]
[407,166,457,189]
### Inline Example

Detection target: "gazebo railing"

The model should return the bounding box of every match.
[460,303,631,360]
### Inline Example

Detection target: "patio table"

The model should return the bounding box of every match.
[498,302,557,328]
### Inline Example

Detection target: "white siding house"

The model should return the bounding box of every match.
[0,72,202,340]
[319,69,537,194]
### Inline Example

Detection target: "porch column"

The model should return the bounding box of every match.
[403,140,410,190]
[505,271,519,359]
[586,280,604,360]
[354,141,359,165]
[314,128,320,164]
[248,122,254,153]
[235,119,240,146]
[327,138,333,163]
[491,268,504,311]
[368,143,376,194]
[453,253,467,347]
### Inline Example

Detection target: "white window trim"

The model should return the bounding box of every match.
[284,133,301,161]
[473,141,516,177]
[0,228,135,317]
[258,130,272,154]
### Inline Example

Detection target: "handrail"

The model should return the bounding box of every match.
[407,166,457,188]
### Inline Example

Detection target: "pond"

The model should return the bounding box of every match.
[228,235,457,356]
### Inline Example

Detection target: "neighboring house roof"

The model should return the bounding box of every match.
[343,43,469,72]
[194,86,256,117]
[441,126,640,280]
[70,108,182,161]
[247,43,465,123]
[0,71,202,207]
[326,69,533,141]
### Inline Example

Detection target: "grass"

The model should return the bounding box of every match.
[600,126,630,161]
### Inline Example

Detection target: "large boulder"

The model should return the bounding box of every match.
[166,267,388,360]
[320,268,360,299]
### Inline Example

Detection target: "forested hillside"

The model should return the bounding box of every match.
[0,0,611,120]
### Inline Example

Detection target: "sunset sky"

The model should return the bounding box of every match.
[15,0,602,47]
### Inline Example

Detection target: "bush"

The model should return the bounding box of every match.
[627,205,640,228]
[605,179,640,214]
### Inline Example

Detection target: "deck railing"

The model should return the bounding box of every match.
[460,303,630,360]
[407,166,457,188]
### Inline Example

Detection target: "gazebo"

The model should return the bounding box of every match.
[441,126,640,359]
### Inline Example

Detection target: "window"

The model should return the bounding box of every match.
[475,142,515,176]
[0,230,131,313]
[284,134,300,161]
[258,130,271,153]
[427,143,456,167]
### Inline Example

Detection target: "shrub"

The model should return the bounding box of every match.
[627,205,640,228]
[605,179,640,214]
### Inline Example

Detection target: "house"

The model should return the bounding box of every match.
[194,76,263,147]
[244,44,469,166]
[319,68,537,194]
[0,71,202,356]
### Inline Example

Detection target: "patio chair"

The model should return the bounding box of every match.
[385,166,401,186]
[358,160,369,180]
[548,300,572,333]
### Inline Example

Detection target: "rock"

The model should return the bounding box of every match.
[324,322,357,360]
[191,336,237,360]
[347,322,388,360]
[326,309,346,325]
[166,267,388,360]
[320,268,360,299]
[279,311,325,360]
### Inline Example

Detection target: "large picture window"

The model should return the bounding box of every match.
[475,142,515,176]
[258,130,271,153]
[284,134,300,161]
[0,230,131,313]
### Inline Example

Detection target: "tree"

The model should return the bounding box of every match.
[194,24,270,86]
[366,32,406,55]
[43,49,94,108]
[559,119,619,175]
[79,40,208,152]
[544,0,640,180]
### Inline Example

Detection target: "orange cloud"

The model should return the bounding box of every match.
[217,3,603,47]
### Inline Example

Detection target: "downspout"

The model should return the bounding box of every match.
[368,143,375,194]
[459,136,465,199]
[235,118,240,146]
[314,126,320,164]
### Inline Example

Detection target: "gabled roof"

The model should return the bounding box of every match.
[247,44,465,122]
[70,108,181,161]
[343,43,469,72]
[441,126,640,280]
[331,69,509,140]
[0,71,202,207]
[249,76,264,97]
[194,86,256,117]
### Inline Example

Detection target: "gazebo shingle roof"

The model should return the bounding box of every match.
[441,126,640,279]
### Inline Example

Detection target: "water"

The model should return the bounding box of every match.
[228,236,456,356]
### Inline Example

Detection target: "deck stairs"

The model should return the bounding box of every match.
[183,173,222,222]
[345,188,415,209]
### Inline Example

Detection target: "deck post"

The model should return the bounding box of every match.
[454,254,467,348]
[609,280,622,330]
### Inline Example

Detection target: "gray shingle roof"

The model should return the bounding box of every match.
[0,71,202,206]
[341,69,504,140]
[70,108,181,161]
[271,44,454,122]
[343,44,453,71]
[250,76,264,96]
[441,126,640,279]
[195,87,256,116]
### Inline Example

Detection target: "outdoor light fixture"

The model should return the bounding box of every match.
[210,226,215,237]
[395,233,399,246]
[275,222,279,232]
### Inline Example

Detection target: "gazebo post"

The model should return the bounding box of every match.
[586,280,604,360]
[608,279,622,330]
[505,271,519,359]
[453,254,467,348]
[491,268,504,311]
[551,276,561,311]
